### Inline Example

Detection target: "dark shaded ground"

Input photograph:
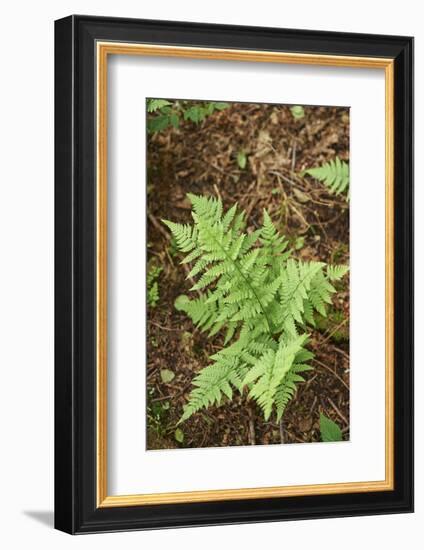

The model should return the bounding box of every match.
[146,102,350,449]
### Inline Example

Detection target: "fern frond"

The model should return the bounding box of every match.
[308,269,337,317]
[274,348,315,420]
[147,99,171,112]
[303,157,349,196]
[162,195,348,424]
[327,264,349,281]
[174,294,218,333]
[275,370,305,421]
[188,193,223,225]
[243,335,308,420]
[179,358,242,422]
[162,220,198,254]
[260,210,290,273]
[279,260,324,336]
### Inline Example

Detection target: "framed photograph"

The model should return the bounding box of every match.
[54,15,413,533]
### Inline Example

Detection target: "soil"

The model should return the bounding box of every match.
[146,102,350,449]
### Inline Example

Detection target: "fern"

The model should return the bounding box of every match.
[303,157,349,196]
[163,194,348,424]
[147,99,172,113]
[243,335,307,420]
[147,99,229,133]
[327,264,349,281]
[147,265,163,308]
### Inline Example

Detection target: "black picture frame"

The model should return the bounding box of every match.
[55,14,414,534]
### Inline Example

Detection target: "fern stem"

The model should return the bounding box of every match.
[279,419,285,444]
[247,404,256,445]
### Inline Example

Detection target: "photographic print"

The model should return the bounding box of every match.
[55,17,413,533]
[146,98,350,450]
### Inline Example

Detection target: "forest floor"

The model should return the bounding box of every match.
[146,101,350,449]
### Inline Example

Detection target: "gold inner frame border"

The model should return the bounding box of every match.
[96,42,394,508]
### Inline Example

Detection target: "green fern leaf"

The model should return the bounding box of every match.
[162,195,348,424]
[327,264,349,281]
[147,99,172,112]
[179,359,242,422]
[243,335,308,420]
[162,220,198,254]
[303,157,349,196]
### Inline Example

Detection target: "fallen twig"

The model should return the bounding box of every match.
[148,212,170,240]
[312,358,350,391]
[149,320,185,332]
[321,318,349,345]
[327,397,349,425]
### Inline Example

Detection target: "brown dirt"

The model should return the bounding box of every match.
[146,102,350,449]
